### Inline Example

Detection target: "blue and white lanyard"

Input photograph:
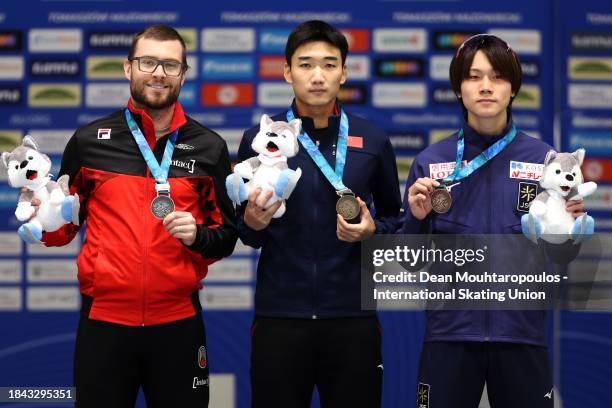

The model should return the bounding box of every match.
[286,108,350,192]
[125,108,178,191]
[443,124,517,183]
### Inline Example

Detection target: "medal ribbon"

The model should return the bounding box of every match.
[286,108,349,192]
[443,124,517,183]
[125,108,178,186]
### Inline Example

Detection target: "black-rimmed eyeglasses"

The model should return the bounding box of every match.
[129,56,187,77]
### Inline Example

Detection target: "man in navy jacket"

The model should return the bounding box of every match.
[401,35,585,407]
[237,20,401,408]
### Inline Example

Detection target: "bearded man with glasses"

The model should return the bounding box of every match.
[38,24,237,408]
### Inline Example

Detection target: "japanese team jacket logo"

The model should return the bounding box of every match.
[198,346,207,369]
[417,382,430,408]
[517,182,538,213]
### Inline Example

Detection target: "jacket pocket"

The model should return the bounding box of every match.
[426,310,481,337]
[92,244,142,299]
[503,222,523,234]
[76,245,99,292]
[344,147,377,194]
[433,217,473,234]
[147,243,200,299]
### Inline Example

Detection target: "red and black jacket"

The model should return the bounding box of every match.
[43,100,237,326]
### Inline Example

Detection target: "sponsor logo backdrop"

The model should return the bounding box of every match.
[0,1,610,407]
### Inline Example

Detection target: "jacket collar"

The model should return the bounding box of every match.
[127,98,187,149]
[461,116,515,148]
[289,99,341,136]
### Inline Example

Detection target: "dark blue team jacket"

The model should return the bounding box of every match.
[401,120,554,346]
[237,102,401,319]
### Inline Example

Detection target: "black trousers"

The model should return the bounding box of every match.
[251,316,383,408]
[74,295,209,408]
[416,341,554,408]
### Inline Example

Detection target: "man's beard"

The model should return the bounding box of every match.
[131,80,180,110]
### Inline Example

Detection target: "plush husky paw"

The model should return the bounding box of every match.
[275,168,302,199]
[271,201,286,218]
[61,194,80,225]
[18,222,42,244]
[225,173,248,205]
[521,213,542,244]
[571,213,594,245]
[15,202,34,222]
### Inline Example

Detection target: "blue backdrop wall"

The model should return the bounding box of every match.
[0,0,611,407]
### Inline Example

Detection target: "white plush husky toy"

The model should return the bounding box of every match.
[226,114,302,218]
[522,148,596,244]
[1,135,79,243]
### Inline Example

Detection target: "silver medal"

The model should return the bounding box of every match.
[151,195,175,219]
[336,191,360,221]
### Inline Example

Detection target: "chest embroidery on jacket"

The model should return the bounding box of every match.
[176,143,195,150]
[509,161,544,181]
[97,128,111,140]
[417,382,430,408]
[517,181,538,213]
[429,160,467,179]
[171,159,195,173]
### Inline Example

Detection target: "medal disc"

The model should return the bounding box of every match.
[431,187,452,214]
[336,194,360,220]
[151,195,175,219]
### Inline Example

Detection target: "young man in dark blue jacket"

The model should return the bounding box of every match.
[401,35,585,408]
[237,20,401,408]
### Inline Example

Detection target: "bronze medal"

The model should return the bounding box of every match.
[151,195,175,219]
[336,193,360,221]
[431,186,452,214]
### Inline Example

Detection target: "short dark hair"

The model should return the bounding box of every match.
[285,20,349,66]
[449,34,522,117]
[128,24,187,67]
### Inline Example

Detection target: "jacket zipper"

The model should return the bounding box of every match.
[312,157,318,320]
[142,167,150,326]
[312,133,337,319]
[484,165,491,341]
